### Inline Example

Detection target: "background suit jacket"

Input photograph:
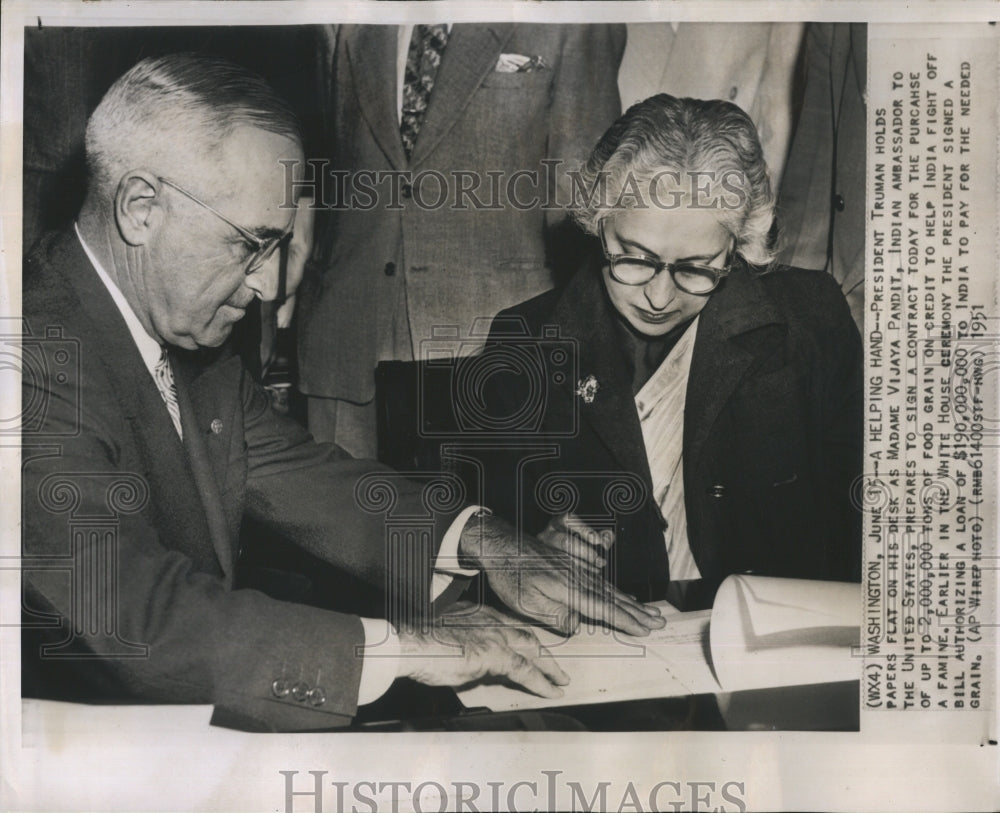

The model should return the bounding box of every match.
[777,23,867,332]
[21,232,455,731]
[297,23,626,404]
[617,23,804,188]
[479,258,862,607]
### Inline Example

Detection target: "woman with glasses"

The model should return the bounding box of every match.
[477,94,862,611]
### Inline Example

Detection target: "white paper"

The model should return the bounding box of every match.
[457,605,719,711]
[457,576,862,712]
[710,575,861,692]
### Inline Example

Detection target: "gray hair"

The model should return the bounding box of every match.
[85,52,301,200]
[572,94,775,266]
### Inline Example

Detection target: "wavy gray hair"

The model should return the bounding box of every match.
[572,94,775,266]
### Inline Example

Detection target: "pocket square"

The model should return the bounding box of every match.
[494,53,548,73]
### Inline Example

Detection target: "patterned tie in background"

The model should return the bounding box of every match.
[154,347,184,439]
[400,24,449,160]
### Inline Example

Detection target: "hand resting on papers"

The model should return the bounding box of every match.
[458,512,666,638]
[396,603,570,699]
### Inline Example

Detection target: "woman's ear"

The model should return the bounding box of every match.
[115,171,163,246]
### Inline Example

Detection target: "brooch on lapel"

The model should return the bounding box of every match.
[575,374,600,404]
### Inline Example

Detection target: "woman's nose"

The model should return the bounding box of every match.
[643,267,678,311]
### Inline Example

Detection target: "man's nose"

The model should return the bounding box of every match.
[643,267,678,311]
[244,251,281,302]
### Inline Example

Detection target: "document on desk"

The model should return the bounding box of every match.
[457,604,718,711]
[456,575,861,712]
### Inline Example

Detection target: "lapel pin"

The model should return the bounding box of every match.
[210,418,223,435]
[575,374,600,404]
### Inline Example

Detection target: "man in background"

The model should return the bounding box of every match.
[617,23,804,188]
[777,23,867,332]
[295,23,626,458]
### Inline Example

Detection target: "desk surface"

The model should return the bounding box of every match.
[21,679,858,737]
[353,680,860,732]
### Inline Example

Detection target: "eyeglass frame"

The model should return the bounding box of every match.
[157,176,293,275]
[598,219,733,296]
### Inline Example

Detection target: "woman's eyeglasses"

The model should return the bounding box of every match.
[599,220,731,296]
[158,176,292,274]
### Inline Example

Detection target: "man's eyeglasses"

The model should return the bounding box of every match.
[158,177,292,274]
[599,220,731,296]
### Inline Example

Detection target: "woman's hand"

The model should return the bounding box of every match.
[536,513,614,572]
[458,512,664,637]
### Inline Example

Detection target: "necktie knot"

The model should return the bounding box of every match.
[154,347,183,439]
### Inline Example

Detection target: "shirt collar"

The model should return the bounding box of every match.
[75,223,164,376]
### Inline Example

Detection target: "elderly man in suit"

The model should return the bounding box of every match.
[295,23,626,459]
[20,54,663,731]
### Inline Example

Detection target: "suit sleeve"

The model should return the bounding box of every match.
[472,309,553,536]
[748,23,804,189]
[20,345,387,731]
[776,23,836,273]
[240,369,459,622]
[546,24,626,219]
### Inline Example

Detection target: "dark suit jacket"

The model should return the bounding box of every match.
[479,258,862,608]
[21,232,456,730]
[298,23,626,403]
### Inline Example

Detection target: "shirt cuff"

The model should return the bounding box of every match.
[430,505,483,598]
[357,617,401,706]
[359,506,486,704]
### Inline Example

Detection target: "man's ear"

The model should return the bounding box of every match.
[115,171,163,246]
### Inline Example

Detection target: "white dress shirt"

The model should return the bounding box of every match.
[634,315,702,581]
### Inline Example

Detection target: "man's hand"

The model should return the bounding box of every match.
[458,512,665,637]
[396,604,569,698]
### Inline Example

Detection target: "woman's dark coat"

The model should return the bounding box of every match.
[478,258,863,607]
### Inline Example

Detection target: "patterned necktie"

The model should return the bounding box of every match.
[154,347,184,439]
[400,24,449,160]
